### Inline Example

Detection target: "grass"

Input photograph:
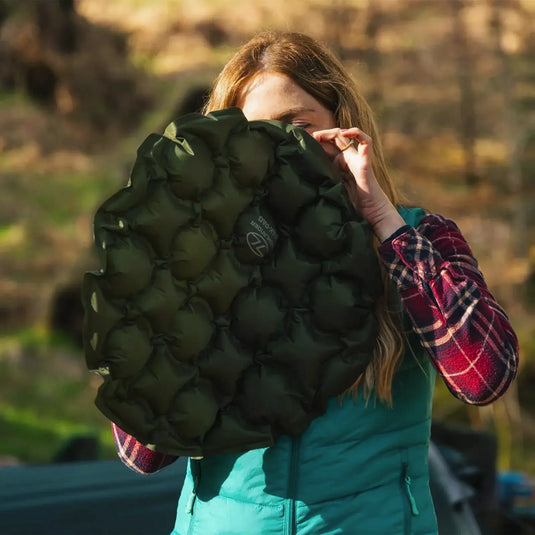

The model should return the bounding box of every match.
[0,406,115,465]
[0,168,121,222]
[0,329,116,464]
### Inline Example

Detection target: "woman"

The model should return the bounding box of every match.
[112,31,518,534]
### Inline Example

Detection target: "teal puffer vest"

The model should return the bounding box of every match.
[172,208,438,535]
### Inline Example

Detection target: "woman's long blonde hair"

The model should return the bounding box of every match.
[204,31,407,404]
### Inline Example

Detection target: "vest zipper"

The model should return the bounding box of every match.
[287,437,301,535]
[401,460,420,535]
[185,459,202,515]
[404,472,420,516]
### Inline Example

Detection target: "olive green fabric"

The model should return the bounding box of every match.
[82,107,383,457]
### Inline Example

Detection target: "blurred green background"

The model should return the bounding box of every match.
[0,0,534,473]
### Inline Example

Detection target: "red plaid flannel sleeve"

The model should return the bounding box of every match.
[378,213,519,405]
[111,422,178,474]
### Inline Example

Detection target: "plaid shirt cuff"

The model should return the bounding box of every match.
[112,423,178,474]
[379,225,443,287]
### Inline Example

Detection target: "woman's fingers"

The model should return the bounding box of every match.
[312,128,350,152]
[312,126,375,201]
[312,127,372,153]
[312,127,373,183]
[311,129,343,158]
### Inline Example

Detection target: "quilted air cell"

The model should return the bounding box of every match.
[82,107,383,457]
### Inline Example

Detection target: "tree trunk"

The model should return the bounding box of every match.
[450,0,479,185]
[489,0,528,256]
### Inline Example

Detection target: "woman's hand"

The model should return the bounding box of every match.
[312,127,405,242]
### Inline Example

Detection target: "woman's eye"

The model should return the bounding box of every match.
[292,121,311,129]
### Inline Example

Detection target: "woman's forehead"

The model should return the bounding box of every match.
[238,72,323,120]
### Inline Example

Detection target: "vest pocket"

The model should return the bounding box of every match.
[185,495,285,535]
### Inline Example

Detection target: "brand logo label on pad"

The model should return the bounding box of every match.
[246,215,277,258]
[246,232,269,257]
